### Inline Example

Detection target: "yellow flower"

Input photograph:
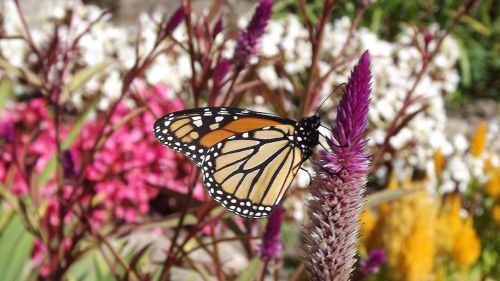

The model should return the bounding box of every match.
[401,207,436,281]
[434,149,445,177]
[360,207,376,239]
[483,155,495,173]
[492,204,500,225]
[485,168,500,199]
[368,175,437,281]
[452,217,481,271]
[470,120,487,157]
[436,193,463,254]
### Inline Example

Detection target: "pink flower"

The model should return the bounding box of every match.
[76,82,204,223]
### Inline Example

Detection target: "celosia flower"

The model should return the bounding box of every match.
[259,205,283,261]
[485,168,500,199]
[470,120,486,157]
[401,207,436,281]
[433,149,445,178]
[213,58,231,90]
[212,16,224,40]
[62,149,76,180]
[304,51,371,281]
[165,7,185,35]
[492,204,500,225]
[360,249,386,275]
[2,121,15,143]
[452,217,481,271]
[233,0,273,67]
[359,208,376,239]
[369,177,437,281]
[436,193,462,254]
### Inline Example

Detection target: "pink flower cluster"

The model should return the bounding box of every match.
[76,83,205,223]
[1,82,206,276]
[1,84,205,223]
[0,98,61,196]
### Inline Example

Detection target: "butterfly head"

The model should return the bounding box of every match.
[295,115,321,160]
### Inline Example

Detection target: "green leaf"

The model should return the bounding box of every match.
[0,213,34,280]
[0,77,13,114]
[67,63,109,93]
[0,57,43,87]
[67,250,95,281]
[365,188,422,208]
[370,8,382,35]
[0,208,13,232]
[461,14,491,37]
[235,257,263,281]
[455,37,472,87]
[64,63,109,101]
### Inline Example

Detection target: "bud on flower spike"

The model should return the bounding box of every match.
[259,205,283,262]
[304,51,372,281]
[233,0,273,67]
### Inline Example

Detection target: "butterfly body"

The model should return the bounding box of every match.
[153,107,320,218]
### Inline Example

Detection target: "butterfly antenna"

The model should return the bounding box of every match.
[314,83,346,116]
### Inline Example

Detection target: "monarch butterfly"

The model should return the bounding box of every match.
[153,107,321,218]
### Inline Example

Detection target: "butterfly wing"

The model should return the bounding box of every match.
[153,107,294,166]
[201,124,304,218]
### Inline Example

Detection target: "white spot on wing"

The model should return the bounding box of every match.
[193,120,203,127]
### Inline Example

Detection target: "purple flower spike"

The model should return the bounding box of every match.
[165,7,185,34]
[360,249,386,275]
[3,121,15,143]
[62,149,76,180]
[213,58,231,89]
[212,16,224,40]
[304,51,372,281]
[233,0,273,67]
[259,205,283,262]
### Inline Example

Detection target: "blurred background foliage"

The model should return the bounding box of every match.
[275,0,500,102]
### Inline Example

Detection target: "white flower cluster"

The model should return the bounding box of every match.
[0,3,192,110]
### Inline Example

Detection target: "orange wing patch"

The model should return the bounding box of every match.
[200,117,283,147]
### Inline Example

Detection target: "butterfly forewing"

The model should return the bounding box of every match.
[201,125,303,218]
[153,107,294,166]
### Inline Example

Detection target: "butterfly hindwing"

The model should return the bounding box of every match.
[153,107,294,166]
[201,124,303,218]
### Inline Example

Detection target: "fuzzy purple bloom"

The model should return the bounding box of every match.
[360,249,386,275]
[233,0,273,67]
[62,149,76,180]
[259,205,283,262]
[212,16,224,40]
[165,7,185,34]
[213,58,231,90]
[304,51,371,281]
[2,122,15,143]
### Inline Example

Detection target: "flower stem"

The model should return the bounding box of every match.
[300,0,335,117]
